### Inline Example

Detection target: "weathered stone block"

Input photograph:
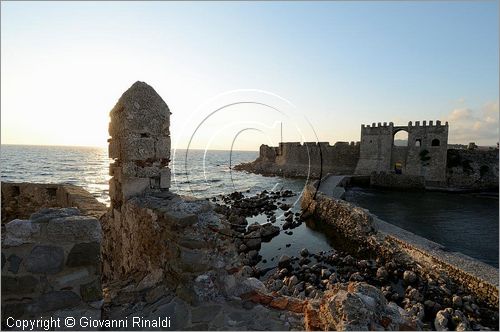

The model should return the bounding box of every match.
[26,291,81,314]
[179,249,209,273]
[121,177,151,200]
[120,136,156,161]
[160,167,171,189]
[155,136,171,159]
[2,275,39,295]
[66,242,100,268]
[108,138,120,159]
[7,254,22,274]
[80,279,102,302]
[4,219,41,247]
[26,245,65,274]
[108,82,170,138]
[30,207,81,223]
[47,216,102,243]
[121,161,162,178]
[109,178,119,200]
[163,210,198,227]
[54,269,90,288]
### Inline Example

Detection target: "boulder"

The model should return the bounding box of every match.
[318,282,417,330]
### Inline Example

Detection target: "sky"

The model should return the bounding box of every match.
[1,1,498,150]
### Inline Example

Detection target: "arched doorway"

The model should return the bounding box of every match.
[393,129,408,146]
[392,129,409,174]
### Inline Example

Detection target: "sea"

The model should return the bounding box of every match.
[1,145,498,268]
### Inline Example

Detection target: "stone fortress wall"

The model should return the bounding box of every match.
[1,183,107,323]
[355,121,449,183]
[250,141,360,178]
[239,119,498,190]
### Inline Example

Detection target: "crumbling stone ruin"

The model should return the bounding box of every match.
[107,81,171,206]
[1,183,107,325]
[235,141,360,178]
[102,82,242,299]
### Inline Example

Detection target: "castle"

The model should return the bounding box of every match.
[354,121,449,182]
[240,120,452,185]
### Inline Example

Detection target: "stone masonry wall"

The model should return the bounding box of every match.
[1,183,105,326]
[102,82,241,303]
[235,142,360,178]
[370,172,425,190]
[355,121,449,183]
[1,182,107,223]
[446,149,499,190]
[108,81,171,209]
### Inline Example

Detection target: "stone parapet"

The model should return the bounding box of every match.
[1,208,102,325]
[1,182,107,223]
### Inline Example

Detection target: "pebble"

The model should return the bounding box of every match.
[403,270,417,284]
[320,268,331,279]
[452,295,462,308]
[288,275,299,287]
[376,267,389,280]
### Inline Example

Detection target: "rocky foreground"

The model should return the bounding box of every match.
[211,189,499,331]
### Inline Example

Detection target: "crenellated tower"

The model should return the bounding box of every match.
[355,120,449,182]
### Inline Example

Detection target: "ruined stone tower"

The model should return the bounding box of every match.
[102,82,239,293]
[108,81,171,208]
[355,121,449,182]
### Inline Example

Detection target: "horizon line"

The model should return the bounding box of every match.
[0,143,261,152]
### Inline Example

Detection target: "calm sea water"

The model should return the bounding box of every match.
[1,145,497,267]
[0,145,307,205]
[345,187,499,268]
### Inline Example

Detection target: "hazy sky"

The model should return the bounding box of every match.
[1,1,498,150]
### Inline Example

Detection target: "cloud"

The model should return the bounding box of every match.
[444,101,499,145]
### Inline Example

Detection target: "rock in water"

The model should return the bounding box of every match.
[278,255,291,268]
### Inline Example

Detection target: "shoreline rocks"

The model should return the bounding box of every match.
[211,188,499,330]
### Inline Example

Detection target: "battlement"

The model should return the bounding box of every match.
[407,120,448,128]
[361,120,448,129]
[277,141,360,149]
[361,122,394,129]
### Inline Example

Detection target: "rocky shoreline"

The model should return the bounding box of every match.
[211,188,499,330]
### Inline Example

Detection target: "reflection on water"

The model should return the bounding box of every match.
[345,187,499,268]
